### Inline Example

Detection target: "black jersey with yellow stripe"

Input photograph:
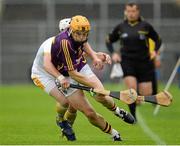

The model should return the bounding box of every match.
[106,18,161,61]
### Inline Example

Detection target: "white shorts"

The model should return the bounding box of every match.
[31,64,95,97]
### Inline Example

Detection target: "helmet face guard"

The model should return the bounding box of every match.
[70,15,91,42]
[71,30,89,42]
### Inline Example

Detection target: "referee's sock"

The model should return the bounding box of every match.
[128,102,136,121]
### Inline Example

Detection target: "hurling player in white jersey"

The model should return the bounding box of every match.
[31,16,135,142]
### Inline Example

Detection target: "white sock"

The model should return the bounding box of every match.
[114,107,121,116]
[111,129,119,137]
[115,107,120,113]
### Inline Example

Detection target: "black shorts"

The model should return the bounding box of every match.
[121,59,155,83]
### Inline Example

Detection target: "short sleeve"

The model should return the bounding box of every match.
[44,37,55,53]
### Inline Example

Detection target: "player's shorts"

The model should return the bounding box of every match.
[31,64,95,97]
[120,59,155,83]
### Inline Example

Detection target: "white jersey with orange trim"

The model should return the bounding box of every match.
[31,37,57,93]
[31,37,54,78]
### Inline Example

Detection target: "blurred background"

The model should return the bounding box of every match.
[0,0,180,85]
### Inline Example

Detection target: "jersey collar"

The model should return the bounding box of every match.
[125,16,143,26]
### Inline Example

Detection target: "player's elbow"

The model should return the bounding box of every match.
[68,70,77,79]
[43,61,50,72]
[43,63,48,72]
[68,70,83,82]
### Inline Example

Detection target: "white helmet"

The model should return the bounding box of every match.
[59,18,71,32]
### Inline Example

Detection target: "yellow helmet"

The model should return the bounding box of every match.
[70,15,91,32]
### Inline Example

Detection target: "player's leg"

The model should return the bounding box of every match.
[79,64,135,124]
[138,82,152,96]
[32,74,70,119]
[137,60,154,97]
[151,70,158,95]
[64,105,77,125]
[50,87,76,141]
[120,60,138,121]
[56,102,68,122]
[85,74,135,124]
[123,76,137,121]
[51,88,69,118]
[32,75,76,141]
[67,89,121,141]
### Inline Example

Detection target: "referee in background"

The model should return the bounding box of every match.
[106,2,162,121]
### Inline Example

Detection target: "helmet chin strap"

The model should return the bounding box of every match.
[82,39,88,43]
[74,38,88,45]
[69,30,88,44]
[68,28,72,36]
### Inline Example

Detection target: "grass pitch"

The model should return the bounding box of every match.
[0,83,180,145]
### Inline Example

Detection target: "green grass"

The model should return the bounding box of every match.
[0,83,180,145]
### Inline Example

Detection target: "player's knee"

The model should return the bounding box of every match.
[139,88,152,96]
[57,102,69,109]
[68,105,77,113]
[84,109,97,121]
[62,102,69,108]
[95,94,111,105]
[95,94,105,101]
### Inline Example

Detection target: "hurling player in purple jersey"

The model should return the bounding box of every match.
[56,18,113,130]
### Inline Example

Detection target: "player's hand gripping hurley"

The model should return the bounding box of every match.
[55,80,137,104]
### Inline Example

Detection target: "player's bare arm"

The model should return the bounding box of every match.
[84,42,111,69]
[43,53,61,78]
[68,69,100,88]
[43,53,70,89]
[83,42,103,69]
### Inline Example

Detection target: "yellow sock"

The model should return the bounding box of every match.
[64,110,77,125]
[56,102,67,122]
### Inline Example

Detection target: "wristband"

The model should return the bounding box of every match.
[57,75,65,81]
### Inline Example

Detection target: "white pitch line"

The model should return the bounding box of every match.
[153,57,180,115]
[137,109,166,145]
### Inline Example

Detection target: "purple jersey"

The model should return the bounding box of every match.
[51,30,87,76]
